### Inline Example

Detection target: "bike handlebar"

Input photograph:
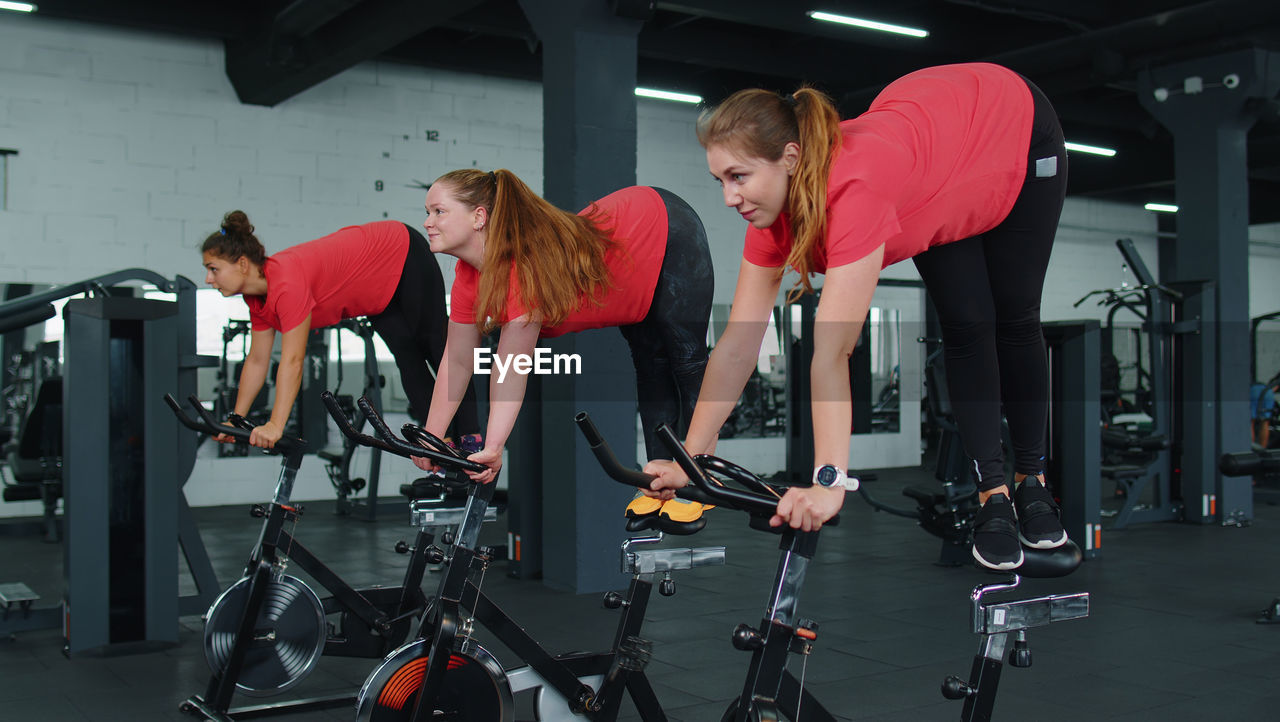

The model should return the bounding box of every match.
[164,393,306,454]
[653,423,783,517]
[574,412,716,507]
[576,411,838,523]
[321,391,485,473]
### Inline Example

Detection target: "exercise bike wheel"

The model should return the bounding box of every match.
[720,699,780,722]
[356,637,515,721]
[203,574,327,697]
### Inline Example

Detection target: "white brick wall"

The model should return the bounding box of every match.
[3,14,1280,512]
[0,15,545,288]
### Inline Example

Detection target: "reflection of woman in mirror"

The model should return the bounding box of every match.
[200,211,480,450]
[644,64,1069,570]
[413,170,714,526]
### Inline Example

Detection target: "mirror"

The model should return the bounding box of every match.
[710,304,786,439]
[867,306,901,434]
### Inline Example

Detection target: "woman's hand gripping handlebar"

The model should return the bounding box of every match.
[575,413,839,530]
[164,394,306,456]
[319,391,486,475]
[655,425,842,531]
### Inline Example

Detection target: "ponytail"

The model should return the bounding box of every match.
[436,168,615,334]
[697,86,842,299]
[201,210,267,267]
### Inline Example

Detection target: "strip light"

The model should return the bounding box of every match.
[1065,141,1117,157]
[635,87,702,104]
[0,2,37,12]
[1144,203,1178,213]
[807,10,928,38]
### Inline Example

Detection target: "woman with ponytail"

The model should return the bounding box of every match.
[200,211,481,451]
[414,169,713,526]
[644,63,1070,571]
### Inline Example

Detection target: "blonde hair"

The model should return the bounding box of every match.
[435,169,615,334]
[696,87,841,298]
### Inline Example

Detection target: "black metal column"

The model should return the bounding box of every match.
[63,297,179,655]
[514,0,643,592]
[1044,321,1101,559]
[1138,48,1280,525]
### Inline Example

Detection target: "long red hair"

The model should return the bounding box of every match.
[436,169,615,333]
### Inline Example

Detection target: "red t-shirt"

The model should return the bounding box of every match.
[743,63,1033,272]
[449,186,668,338]
[245,221,409,332]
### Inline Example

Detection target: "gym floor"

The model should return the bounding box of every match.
[2,466,1279,721]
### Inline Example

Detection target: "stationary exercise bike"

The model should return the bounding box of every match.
[578,414,1089,722]
[941,561,1089,722]
[322,392,725,721]
[580,414,842,721]
[165,395,467,721]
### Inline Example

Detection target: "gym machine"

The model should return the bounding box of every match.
[1072,239,1220,527]
[582,416,1089,721]
[0,269,219,655]
[166,395,442,720]
[315,317,396,521]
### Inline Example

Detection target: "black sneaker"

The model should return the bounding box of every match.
[1014,479,1068,549]
[972,493,1024,570]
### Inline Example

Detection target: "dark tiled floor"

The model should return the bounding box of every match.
[2,464,1280,721]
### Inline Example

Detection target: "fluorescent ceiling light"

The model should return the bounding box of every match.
[1064,141,1116,157]
[1144,203,1178,213]
[635,87,702,104]
[0,2,37,12]
[807,10,928,38]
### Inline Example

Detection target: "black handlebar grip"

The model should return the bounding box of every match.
[402,424,461,459]
[654,423,777,516]
[357,396,398,443]
[191,393,304,453]
[574,412,716,505]
[323,391,485,472]
[165,393,302,454]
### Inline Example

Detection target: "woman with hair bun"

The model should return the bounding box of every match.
[200,211,480,451]
[415,169,714,527]
[643,63,1071,570]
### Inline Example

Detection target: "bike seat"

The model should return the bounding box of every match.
[1100,464,1149,479]
[317,446,345,464]
[903,485,944,506]
[625,514,706,536]
[981,541,1083,578]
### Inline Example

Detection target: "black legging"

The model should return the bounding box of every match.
[911,78,1067,493]
[619,188,713,461]
[369,225,481,436]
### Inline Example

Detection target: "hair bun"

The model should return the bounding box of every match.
[221,209,254,236]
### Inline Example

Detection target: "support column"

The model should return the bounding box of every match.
[1138,48,1280,525]
[514,0,644,592]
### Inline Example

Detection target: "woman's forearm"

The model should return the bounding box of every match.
[809,346,855,471]
[268,357,303,428]
[233,356,269,417]
[426,349,474,438]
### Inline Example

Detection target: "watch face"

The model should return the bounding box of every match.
[817,465,838,486]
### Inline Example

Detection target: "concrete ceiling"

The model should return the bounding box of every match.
[28,0,1280,222]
